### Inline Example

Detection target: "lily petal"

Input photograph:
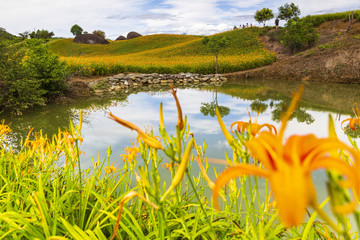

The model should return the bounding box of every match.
[212,164,269,210]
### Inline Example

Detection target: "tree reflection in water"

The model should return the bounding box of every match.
[271,100,314,124]
[200,88,230,118]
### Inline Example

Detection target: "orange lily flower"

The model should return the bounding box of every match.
[120,142,140,164]
[230,110,277,136]
[341,102,360,131]
[105,162,118,174]
[213,86,360,229]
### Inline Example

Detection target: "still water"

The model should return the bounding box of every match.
[3,78,360,204]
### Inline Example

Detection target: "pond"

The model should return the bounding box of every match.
[3,78,360,206]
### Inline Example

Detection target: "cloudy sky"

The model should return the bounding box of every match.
[1,0,359,39]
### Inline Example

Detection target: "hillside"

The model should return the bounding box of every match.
[226,19,360,83]
[49,34,202,57]
[49,29,276,75]
[0,28,21,42]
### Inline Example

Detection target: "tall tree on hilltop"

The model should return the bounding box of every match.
[278,3,301,21]
[70,24,83,36]
[254,8,275,27]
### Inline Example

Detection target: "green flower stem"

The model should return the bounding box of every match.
[185,169,215,235]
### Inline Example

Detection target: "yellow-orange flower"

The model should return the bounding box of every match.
[213,86,360,228]
[341,102,360,131]
[120,142,140,164]
[230,110,277,136]
[231,121,277,136]
[105,163,118,174]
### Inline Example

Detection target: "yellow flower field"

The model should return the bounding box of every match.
[49,28,277,75]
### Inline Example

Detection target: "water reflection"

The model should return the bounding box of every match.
[271,100,315,124]
[200,90,230,117]
[250,100,268,113]
[1,78,359,168]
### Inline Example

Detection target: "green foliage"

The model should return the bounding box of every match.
[202,35,230,55]
[254,8,275,26]
[70,24,83,36]
[271,100,314,124]
[0,41,45,114]
[92,30,106,39]
[250,100,268,113]
[23,39,69,99]
[202,35,230,74]
[278,2,301,21]
[303,10,360,27]
[0,27,22,44]
[29,29,54,39]
[280,18,319,53]
[0,39,69,114]
[19,31,30,40]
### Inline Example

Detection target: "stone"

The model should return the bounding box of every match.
[74,34,109,44]
[115,35,126,41]
[127,31,142,39]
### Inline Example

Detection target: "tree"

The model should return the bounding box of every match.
[279,18,319,53]
[19,31,29,40]
[278,3,301,21]
[23,39,69,99]
[0,41,45,114]
[29,29,54,39]
[92,30,105,39]
[70,24,83,36]
[254,8,274,27]
[202,35,230,74]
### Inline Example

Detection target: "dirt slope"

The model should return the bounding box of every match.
[225,20,360,83]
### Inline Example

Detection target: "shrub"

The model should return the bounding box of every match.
[280,19,319,53]
[23,39,69,99]
[0,42,45,114]
[92,30,106,39]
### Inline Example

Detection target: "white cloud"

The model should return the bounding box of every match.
[1,0,359,38]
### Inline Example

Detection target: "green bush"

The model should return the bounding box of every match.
[0,42,45,114]
[23,39,69,99]
[0,39,69,114]
[280,19,319,53]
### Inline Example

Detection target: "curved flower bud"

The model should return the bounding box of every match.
[161,137,194,202]
[109,112,164,150]
[170,86,184,131]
